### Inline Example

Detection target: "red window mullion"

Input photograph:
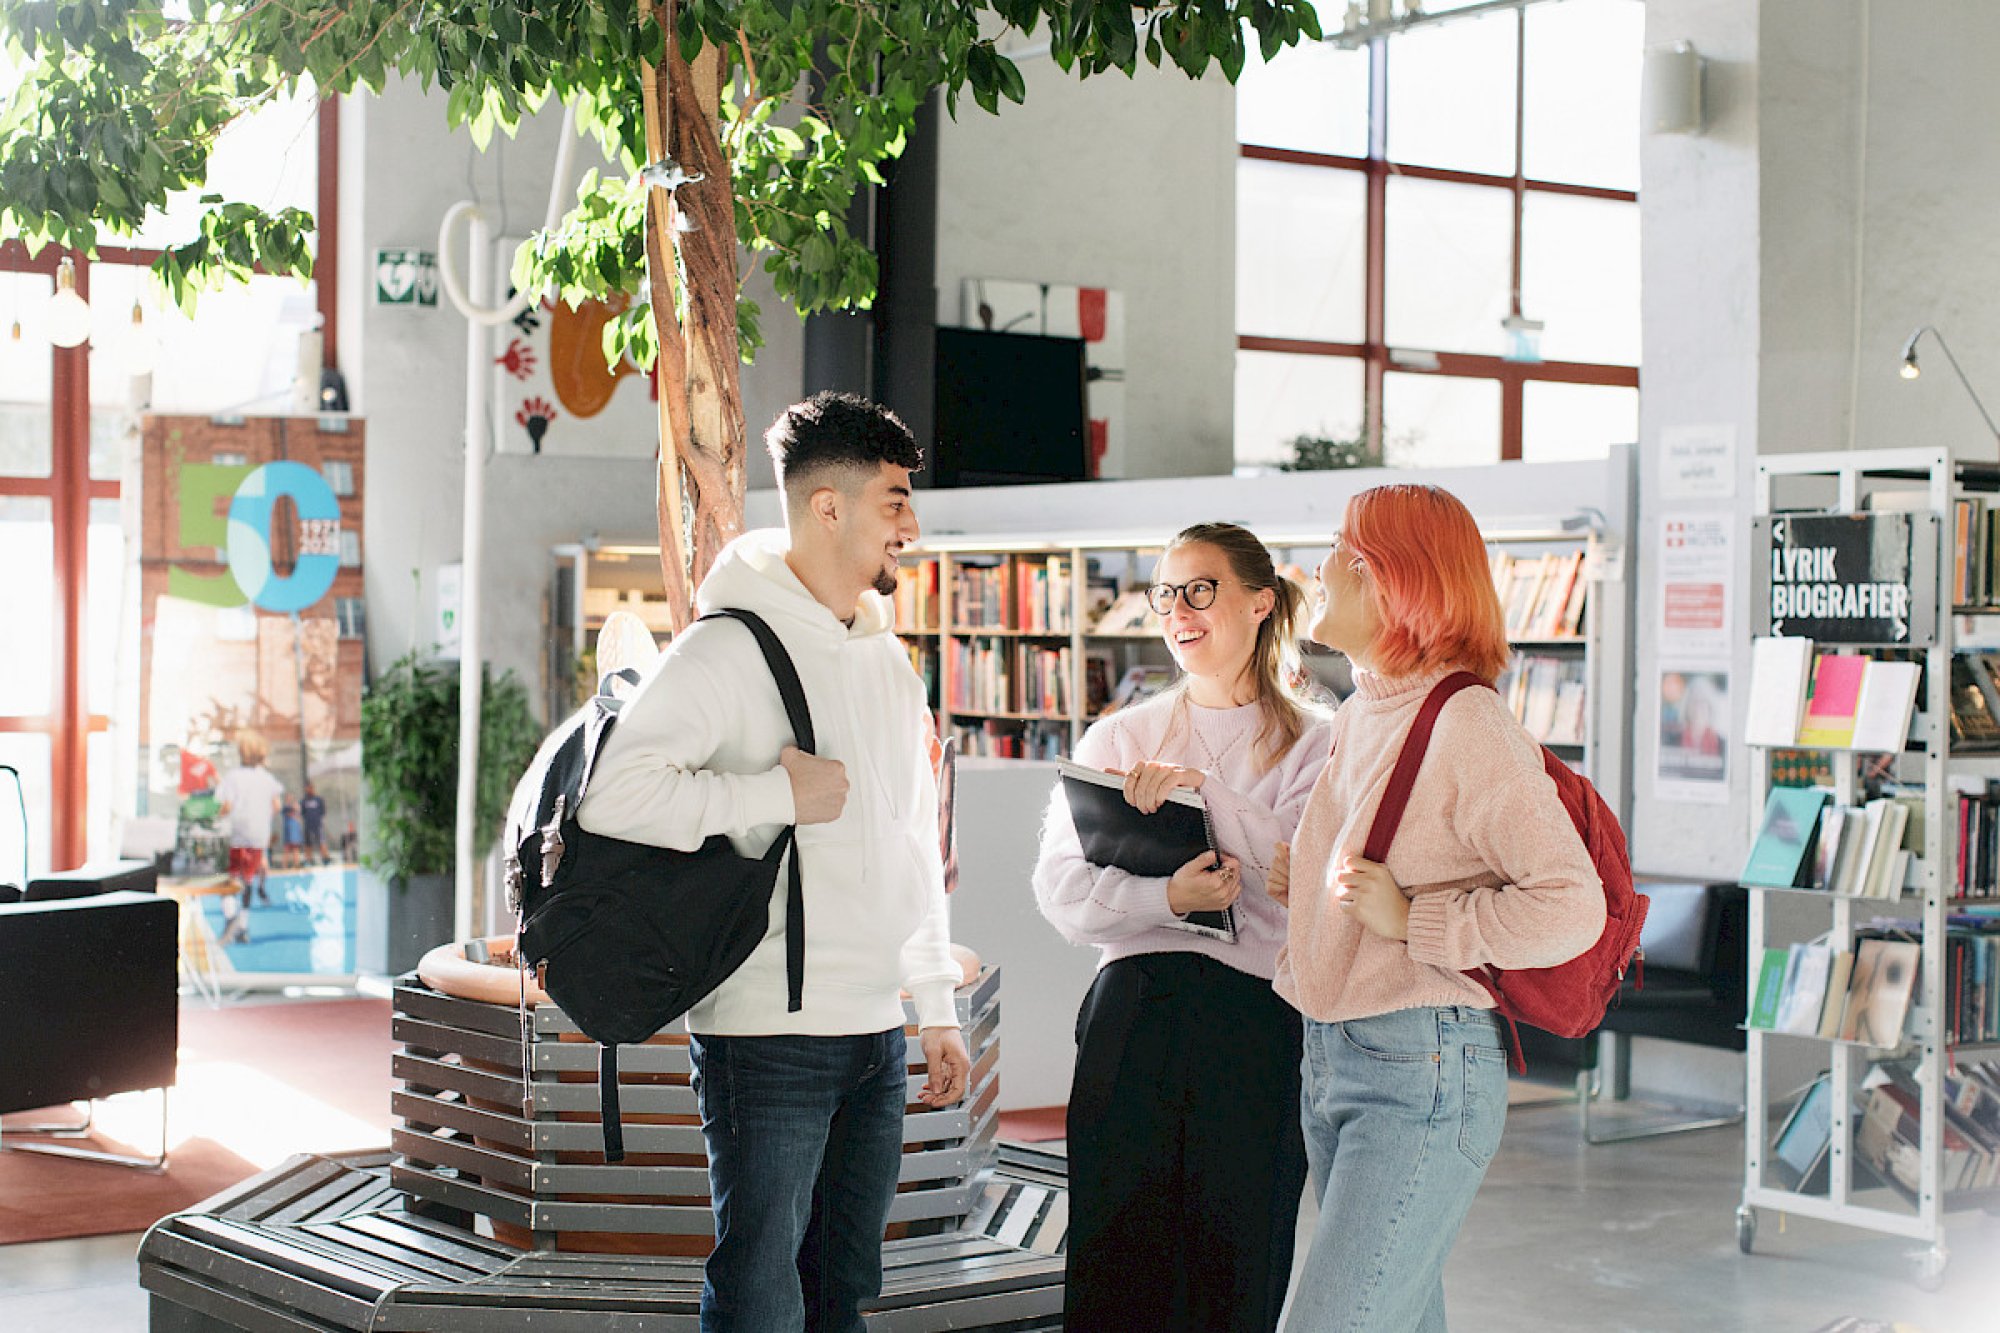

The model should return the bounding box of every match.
[49,255,89,868]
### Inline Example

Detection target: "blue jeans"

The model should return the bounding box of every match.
[690,1029,908,1333]
[1284,1006,1509,1333]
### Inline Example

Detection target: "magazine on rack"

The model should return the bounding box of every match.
[1055,758,1237,942]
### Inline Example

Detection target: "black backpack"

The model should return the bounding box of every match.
[504,607,812,1161]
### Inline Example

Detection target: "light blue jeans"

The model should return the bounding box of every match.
[1284,1005,1509,1333]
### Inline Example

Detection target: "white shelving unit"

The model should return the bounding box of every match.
[1738,446,2000,1286]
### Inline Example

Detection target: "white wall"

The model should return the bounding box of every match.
[342,78,799,705]
[935,55,1239,479]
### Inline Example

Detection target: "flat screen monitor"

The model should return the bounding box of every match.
[933,327,1088,487]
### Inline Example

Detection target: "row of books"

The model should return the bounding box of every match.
[893,561,941,632]
[944,639,1074,717]
[1772,1057,2000,1199]
[903,640,939,705]
[1742,787,1917,897]
[1942,926,2000,1045]
[1490,549,1589,641]
[1858,1060,2000,1198]
[1494,653,1588,747]
[1947,653,2000,749]
[1747,936,1919,1046]
[1744,638,1921,752]
[950,557,1075,633]
[950,718,1067,761]
[1951,495,2000,607]
[1954,780,2000,898]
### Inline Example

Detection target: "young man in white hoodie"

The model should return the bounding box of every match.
[578,392,970,1333]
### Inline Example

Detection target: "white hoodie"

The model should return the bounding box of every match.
[577,528,961,1035]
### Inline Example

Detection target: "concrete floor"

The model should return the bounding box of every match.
[4,1095,1997,1332]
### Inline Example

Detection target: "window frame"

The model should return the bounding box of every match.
[1237,13,1639,465]
[0,97,341,869]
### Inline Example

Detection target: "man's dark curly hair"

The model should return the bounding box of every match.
[766,391,923,503]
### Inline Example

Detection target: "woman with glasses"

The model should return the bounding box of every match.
[1032,521,1333,1333]
[1272,485,1603,1332]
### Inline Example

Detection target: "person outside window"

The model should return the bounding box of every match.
[300,782,328,865]
[214,729,284,942]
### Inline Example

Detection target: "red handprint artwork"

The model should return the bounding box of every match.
[495,338,538,381]
[516,396,557,454]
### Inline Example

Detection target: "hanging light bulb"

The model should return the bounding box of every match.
[127,300,159,375]
[47,257,92,348]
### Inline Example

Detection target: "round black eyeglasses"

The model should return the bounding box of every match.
[1146,579,1225,615]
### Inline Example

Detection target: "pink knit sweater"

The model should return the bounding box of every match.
[1033,691,1335,981]
[1274,665,1605,1023]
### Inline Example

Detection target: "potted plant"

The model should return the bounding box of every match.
[358,653,541,975]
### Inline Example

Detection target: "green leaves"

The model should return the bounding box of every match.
[2,0,1323,365]
[360,653,541,880]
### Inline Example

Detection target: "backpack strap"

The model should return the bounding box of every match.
[599,1043,624,1163]
[1362,671,1492,862]
[699,608,815,1013]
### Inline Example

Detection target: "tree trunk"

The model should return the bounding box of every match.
[639,2,746,630]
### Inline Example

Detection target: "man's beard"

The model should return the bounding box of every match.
[871,564,899,597]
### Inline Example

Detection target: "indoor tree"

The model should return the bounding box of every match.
[0,0,1322,618]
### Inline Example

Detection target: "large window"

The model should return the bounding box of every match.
[0,87,337,873]
[1235,1,1642,469]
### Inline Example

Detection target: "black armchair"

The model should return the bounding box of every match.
[0,888,179,1169]
[1516,881,1749,1143]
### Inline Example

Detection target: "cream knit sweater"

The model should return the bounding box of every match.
[1275,665,1605,1023]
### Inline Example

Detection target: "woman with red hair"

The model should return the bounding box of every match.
[1272,484,1604,1332]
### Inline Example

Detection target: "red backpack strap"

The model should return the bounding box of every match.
[1362,671,1492,863]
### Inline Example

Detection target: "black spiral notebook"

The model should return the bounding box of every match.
[1055,759,1237,942]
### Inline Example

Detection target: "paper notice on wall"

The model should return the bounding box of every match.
[1655,665,1731,804]
[1661,424,1737,499]
[1659,513,1734,658]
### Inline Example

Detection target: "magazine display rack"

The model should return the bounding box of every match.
[1739,447,2000,1288]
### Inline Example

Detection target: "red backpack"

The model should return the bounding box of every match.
[1364,671,1647,1072]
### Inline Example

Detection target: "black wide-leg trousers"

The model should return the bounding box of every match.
[1063,952,1307,1333]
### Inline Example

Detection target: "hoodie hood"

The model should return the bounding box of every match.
[695,528,896,640]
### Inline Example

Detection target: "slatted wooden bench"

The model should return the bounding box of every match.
[141,1146,1067,1331]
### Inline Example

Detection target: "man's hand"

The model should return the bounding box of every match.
[1120,760,1205,814]
[1335,853,1411,940]
[918,1026,971,1107]
[780,746,848,825]
[1268,840,1291,907]
[1168,849,1241,916]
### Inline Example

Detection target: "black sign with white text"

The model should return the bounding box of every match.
[1754,512,1937,646]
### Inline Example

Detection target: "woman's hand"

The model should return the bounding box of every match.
[1268,840,1291,907]
[1121,761,1206,814]
[1335,853,1410,940]
[1168,850,1241,916]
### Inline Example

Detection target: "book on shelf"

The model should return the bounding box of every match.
[1836,938,1921,1045]
[1054,759,1236,942]
[1797,653,1868,748]
[1770,1073,1834,1193]
[1745,636,1815,747]
[1848,659,1921,753]
[1816,950,1856,1038]
[1747,947,1790,1030]
[1949,654,2000,748]
[1741,786,1830,888]
[1090,587,1158,635]
[1775,940,1837,1036]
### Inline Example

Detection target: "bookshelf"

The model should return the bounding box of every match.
[894,528,1617,779]
[544,521,1627,798]
[1738,447,2000,1289]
